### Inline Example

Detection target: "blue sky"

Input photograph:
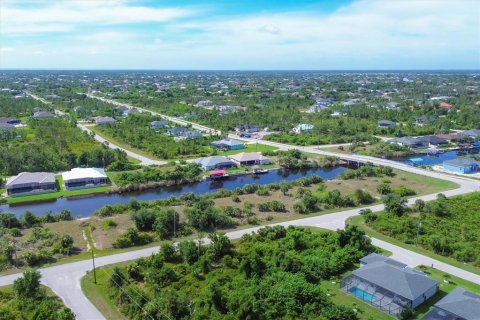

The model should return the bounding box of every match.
[0,0,479,70]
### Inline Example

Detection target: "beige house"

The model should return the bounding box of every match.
[228,152,270,166]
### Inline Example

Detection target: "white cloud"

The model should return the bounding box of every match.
[1,0,479,69]
[1,1,196,34]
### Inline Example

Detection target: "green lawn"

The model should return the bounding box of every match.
[348,215,480,276]
[5,175,112,205]
[413,266,480,319]
[217,142,278,156]
[392,170,458,194]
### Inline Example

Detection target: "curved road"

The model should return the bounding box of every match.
[6,95,477,319]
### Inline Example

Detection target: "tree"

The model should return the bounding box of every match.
[427,194,450,217]
[109,267,127,288]
[208,233,233,262]
[59,235,74,255]
[13,269,42,299]
[279,182,290,196]
[383,194,408,216]
[153,209,179,239]
[337,225,374,252]
[131,208,156,231]
[21,211,39,228]
[178,240,202,265]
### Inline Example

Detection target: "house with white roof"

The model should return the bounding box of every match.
[62,168,109,189]
[292,123,314,134]
[228,152,270,166]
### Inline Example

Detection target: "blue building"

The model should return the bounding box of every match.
[443,158,480,174]
[211,138,245,151]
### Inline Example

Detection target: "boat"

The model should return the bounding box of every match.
[208,169,229,180]
[252,165,268,174]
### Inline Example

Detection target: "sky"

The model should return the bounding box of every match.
[0,0,479,70]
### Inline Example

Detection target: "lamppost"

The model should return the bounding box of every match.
[91,227,97,284]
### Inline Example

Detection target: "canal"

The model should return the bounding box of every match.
[391,149,480,166]
[1,166,347,217]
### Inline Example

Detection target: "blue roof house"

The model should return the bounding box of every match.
[194,156,236,170]
[443,158,479,174]
[211,138,245,151]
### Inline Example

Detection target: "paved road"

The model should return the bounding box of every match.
[2,191,480,320]
[28,93,165,166]
[7,96,478,319]
[77,123,166,166]
[86,94,221,136]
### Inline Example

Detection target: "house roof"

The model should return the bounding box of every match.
[460,129,480,138]
[96,116,116,123]
[62,168,107,181]
[443,157,480,167]
[294,123,314,130]
[416,135,447,144]
[378,120,396,126]
[212,138,244,146]
[390,137,422,145]
[33,111,54,118]
[194,156,234,167]
[433,288,480,320]
[228,152,268,163]
[7,172,55,187]
[353,253,438,301]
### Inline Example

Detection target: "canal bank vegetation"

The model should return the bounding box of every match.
[82,225,377,320]
[361,192,480,270]
[0,270,75,320]
[0,167,456,273]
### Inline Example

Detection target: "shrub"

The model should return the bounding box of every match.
[101,218,118,230]
[377,183,392,195]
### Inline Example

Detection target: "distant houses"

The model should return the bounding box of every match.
[292,123,314,134]
[62,168,109,190]
[166,126,188,137]
[211,138,245,151]
[234,124,261,133]
[150,120,169,130]
[460,129,480,139]
[32,111,55,119]
[377,120,396,128]
[95,116,116,126]
[6,172,57,196]
[422,288,480,320]
[390,137,424,149]
[342,253,438,316]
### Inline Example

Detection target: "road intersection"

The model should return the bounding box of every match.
[7,95,478,320]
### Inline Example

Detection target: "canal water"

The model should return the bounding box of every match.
[392,149,480,166]
[1,166,347,217]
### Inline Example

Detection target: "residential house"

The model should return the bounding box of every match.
[422,288,480,320]
[184,130,203,139]
[166,127,188,137]
[460,129,480,139]
[416,136,448,147]
[95,116,116,125]
[0,117,21,125]
[62,168,109,190]
[211,138,245,151]
[150,120,169,130]
[341,253,438,316]
[390,137,424,149]
[293,123,314,134]
[33,111,54,119]
[228,152,270,166]
[377,120,396,128]
[438,102,453,110]
[6,172,57,196]
[415,116,436,126]
[234,124,261,133]
[435,133,464,143]
[194,156,236,170]
[443,158,480,174]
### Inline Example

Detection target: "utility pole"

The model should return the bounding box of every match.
[91,248,97,284]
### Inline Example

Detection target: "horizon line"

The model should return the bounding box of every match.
[1,68,479,72]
